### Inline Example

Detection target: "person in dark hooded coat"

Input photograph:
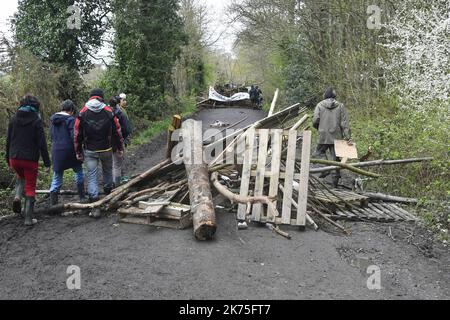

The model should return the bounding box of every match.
[49,100,85,205]
[6,94,51,226]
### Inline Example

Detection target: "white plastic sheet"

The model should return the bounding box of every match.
[208,86,250,102]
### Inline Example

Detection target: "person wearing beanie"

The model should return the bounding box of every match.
[48,100,86,206]
[312,87,352,188]
[74,89,124,218]
[5,94,51,226]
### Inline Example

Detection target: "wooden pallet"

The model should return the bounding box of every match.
[237,129,311,226]
[311,189,370,209]
[330,202,418,222]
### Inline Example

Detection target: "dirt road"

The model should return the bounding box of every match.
[0,107,448,300]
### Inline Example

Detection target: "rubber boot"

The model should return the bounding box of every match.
[77,183,88,203]
[13,178,25,214]
[332,176,340,189]
[50,192,59,206]
[24,196,37,226]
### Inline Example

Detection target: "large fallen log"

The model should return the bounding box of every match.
[183,119,217,241]
[310,157,433,174]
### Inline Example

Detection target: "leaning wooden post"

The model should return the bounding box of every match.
[182,119,217,240]
[268,88,279,117]
[166,115,182,159]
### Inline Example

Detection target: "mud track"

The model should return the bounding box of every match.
[0,107,448,300]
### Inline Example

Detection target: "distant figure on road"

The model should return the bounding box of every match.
[249,85,257,107]
[313,87,352,188]
[255,86,263,109]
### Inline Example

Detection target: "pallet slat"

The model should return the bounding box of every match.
[281,130,298,224]
[237,129,256,220]
[267,129,283,222]
[252,129,270,221]
[296,130,311,226]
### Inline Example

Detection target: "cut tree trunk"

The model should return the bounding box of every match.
[183,119,217,241]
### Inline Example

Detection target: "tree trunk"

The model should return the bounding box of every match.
[183,119,216,240]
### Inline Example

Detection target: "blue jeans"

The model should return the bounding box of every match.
[50,164,84,193]
[84,150,113,199]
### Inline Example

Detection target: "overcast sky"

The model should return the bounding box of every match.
[0,0,237,55]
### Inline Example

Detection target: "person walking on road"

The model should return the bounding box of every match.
[5,94,51,226]
[49,100,85,205]
[313,87,352,188]
[109,93,132,187]
[74,89,124,218]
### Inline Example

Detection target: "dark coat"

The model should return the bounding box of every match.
[6,110,51,167]
[113,106,132,144]
[50,112,81,172]
[74,98,124,157]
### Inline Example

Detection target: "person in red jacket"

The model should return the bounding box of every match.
[74,89,124,218]
[5,95,51,226]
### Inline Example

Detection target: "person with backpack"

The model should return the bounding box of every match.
[109,94,132,187]
[74,89,124,217]
[313,87,352,188]
[48,100,85,205]
[5,94,51,226]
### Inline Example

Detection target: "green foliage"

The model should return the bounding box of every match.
[102,0,187,120]
[13,0,110,102]
[129,94,196,147]
[13,0,111,73]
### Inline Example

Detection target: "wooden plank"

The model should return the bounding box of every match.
[268,88,279,117]
[372,202,406,221]
[237,129,255,220]
[334,140,358,159]
[150,214,193,230]
[281,130,298,224]
[159,203,191,217]
[267,129,283,222]
[119,216,155,226]
[385,203,417,221]
[368,203,400,222]
[296,130,311,226]
[252,129,270,221]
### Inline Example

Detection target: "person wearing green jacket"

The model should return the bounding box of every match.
[313,87,352,188]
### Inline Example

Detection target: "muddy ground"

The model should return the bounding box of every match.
[0,107,448,300]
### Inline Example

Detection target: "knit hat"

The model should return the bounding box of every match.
[89,88,105,99]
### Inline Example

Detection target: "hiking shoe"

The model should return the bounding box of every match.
[90,208,102,219]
